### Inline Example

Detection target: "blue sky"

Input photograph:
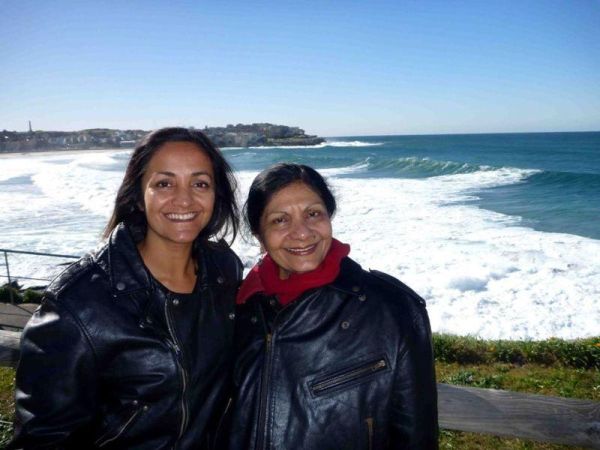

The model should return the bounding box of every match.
[1,0,599,136]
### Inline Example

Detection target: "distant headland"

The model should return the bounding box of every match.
[0,123,325,153]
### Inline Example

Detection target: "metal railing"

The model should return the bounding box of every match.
[0,248,79,304]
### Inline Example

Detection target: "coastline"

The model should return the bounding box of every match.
[0,141,330,157]
[0,147,129,158]
[1,124,325,154]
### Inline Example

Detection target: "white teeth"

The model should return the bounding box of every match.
[287,244,316,254]
[166,212,196,220]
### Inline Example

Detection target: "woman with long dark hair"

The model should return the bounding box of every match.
[10,127,241,449]
[227,163,438,449]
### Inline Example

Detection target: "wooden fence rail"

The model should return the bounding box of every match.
[438,383,600,448]
[0,330,20,367]
[1,330,599,448]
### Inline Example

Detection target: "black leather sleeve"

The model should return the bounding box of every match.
[390,294,439,449]
[9,297,99,449]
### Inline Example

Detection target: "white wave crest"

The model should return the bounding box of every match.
[318,175,600,340]
[223,140,382,150]
[433,167,540,196]
[2,150,598,340]
[319,159,371,176]
[231,165,599,340]
[325,140,383,147]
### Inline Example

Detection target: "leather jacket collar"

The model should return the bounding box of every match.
[328,256,367,297]
[93,223,227,298]
[94,223,153,296]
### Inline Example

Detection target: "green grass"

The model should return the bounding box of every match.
[433,333,600,369]
[438,363,599,400]
[0,335,598,448]
[0,367,15,447]
[438,429,586,450]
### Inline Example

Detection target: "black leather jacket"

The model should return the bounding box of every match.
[10,224,242,450]
[227,257,438,450]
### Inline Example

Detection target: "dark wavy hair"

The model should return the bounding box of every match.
[104,127,238,245]
[244,163,336,236]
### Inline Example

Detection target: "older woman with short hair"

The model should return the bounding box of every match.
[227,163,438,450]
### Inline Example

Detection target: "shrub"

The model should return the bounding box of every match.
[22,289,44,304]
[433,334,600,370]
[0,284,21,303]
[0,283,45,304]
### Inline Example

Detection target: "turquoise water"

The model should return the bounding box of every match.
[227,131,600,239]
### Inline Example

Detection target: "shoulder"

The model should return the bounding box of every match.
[357,269,434,350]
[45,255,97,300]
[336,258,427,314]
[44,244,110,309]
[366,269,427,308]
[24,256,102,350]
[358,267,430,329]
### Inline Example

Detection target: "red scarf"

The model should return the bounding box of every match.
[236,238,351,305]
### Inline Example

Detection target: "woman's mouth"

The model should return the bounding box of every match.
[165,212,198,222]
[285,244,317,255]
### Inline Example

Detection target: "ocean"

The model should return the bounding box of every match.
[1,132,599,340]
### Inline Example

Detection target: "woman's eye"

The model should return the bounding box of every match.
[308,210,322,218]
[193,180,210,189]
[272,217,286,225]
[155,180,171,188]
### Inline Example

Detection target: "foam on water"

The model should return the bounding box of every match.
[325,140,384,147]
[31,152,126,217]
[0,151,126,282]
[318,160,371,176]
[1,149,598,340]
[359,156,489,177]
[236,140,383,150]
[231,166,599,340]
[0,157,42,182]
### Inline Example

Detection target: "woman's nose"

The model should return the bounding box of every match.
[173,185,192,207]
[290,219,312,239]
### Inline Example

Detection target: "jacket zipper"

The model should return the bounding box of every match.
[366,417,374,450]
[212,397,233,449]
[255,333,273,450]
[311,359,387,396]
[164,296,189,444]
[96,406,142,448]
[255,296,303,450]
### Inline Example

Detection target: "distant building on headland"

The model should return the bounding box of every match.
[0,123,325,153]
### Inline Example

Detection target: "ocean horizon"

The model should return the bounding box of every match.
[1,131,598,340]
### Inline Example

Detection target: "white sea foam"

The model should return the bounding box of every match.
[32,153,124,217]
[233,140,382,150]
[1,150,598,340]
[245,144,331,150]
[318,159,371,176]
[232,167,600,340]
[329,175,599,340]
[0,157,44,182]
[325,140,383,147]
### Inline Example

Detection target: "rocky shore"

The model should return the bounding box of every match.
[0,123,325,153]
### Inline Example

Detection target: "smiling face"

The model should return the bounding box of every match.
[140,141,215,249]
[259,182,333,279]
